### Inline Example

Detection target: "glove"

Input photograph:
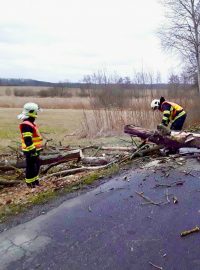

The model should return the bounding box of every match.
[157,124,171,136]
[30,151,39,157]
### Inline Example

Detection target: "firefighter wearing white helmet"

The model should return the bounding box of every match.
[18,102,43,188]
[17,102,42,120]
[151,97,187,131]
[151,99,160,110]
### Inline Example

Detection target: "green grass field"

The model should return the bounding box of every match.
[0,108,84,151]
[0,108,129,152]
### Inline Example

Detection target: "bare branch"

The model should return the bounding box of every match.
[158,0,200,91]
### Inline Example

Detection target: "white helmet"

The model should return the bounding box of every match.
[17,102,42,120]
[151,99,160,110]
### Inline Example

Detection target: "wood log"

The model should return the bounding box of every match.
[42,160,117,180]
[0,150,112,172]
[42,167,87,179]
[0,150,82,169]
[81,145,136,151]
[131,145,162,159]
[0,166,18,172]
[93,146,136,151]
[124,125,200,149]
[81,157,110,166]
[0,179,21,186]
[40,150,82,166]
[42,156,111,174]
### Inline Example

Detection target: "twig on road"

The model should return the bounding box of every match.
[173,196,178,204]
[95,190,104,196]
[165,189,170,204]
[180,226,200,237]
[135,191,161,206]
[182,170,197,177]
[154,181,185,188]
[157,189,171,206]
[149,261,163,270]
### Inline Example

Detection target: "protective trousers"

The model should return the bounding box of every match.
[170,113,187,131]
[25,154,40,186]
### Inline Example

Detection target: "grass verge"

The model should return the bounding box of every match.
[0,163,120,223]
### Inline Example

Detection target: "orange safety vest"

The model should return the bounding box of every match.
[161,101,184,121]
[19,121,43,151]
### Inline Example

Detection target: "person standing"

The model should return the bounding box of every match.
[18,103,43,188]
[151,97,187,131]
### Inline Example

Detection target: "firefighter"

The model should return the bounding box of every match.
[151,97,187,131]
[17,103,43,188]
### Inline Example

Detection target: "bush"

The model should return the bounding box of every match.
[5,88,12,96]
[13,88,37,97]
[38,87,73,97]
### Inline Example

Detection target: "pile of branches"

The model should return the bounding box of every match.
[0,139,161,188]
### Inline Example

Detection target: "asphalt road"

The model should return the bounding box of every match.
[1,159,200,270]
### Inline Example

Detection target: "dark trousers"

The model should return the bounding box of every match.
[170,114,187,131]
[25,154,40,184]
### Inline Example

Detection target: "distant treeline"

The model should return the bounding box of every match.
[0,78,82,88]
[0,78,196,90]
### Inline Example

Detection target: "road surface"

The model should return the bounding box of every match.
[1,158,200,270]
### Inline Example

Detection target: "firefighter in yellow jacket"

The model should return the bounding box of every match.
[18,103,43,188]
[151,97,187,131]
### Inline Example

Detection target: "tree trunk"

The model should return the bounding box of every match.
[124,125,200,149]
[197,57,200,93]
[0,150,82,169]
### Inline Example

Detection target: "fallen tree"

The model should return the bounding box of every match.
[124,125,200,149]
[0,150,83,169]
[0,146,119,184]
[0,136,167,188]
[0,150,115,171]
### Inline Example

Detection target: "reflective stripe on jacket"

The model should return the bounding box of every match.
[19,121,42,151]
[161,101,186,125]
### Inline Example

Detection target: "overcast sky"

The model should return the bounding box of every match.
[0,0,181,82]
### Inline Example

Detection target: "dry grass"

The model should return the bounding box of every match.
[0,87,200,144]
[81,88,200,137]
[0,96,90,109]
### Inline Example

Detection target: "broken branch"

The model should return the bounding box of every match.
[181,226,200,237]
[135,191,161,206]
[42,160,117,180]
[149,262,163,270]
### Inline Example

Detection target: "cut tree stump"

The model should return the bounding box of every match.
[124,125,200,149]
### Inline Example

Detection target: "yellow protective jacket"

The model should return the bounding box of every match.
[19,121,42,152]
[160,101,186,126]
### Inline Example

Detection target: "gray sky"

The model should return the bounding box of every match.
[0,0,180,82]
